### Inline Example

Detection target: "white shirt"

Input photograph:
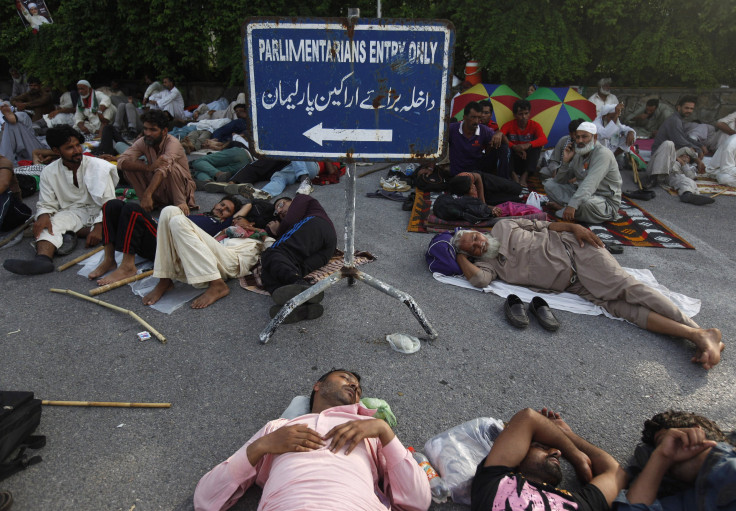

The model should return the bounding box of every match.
[150,86,185,119]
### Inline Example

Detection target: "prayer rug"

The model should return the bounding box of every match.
[661,176,736,197]
[408,178,695,248]
[239,249,377,295]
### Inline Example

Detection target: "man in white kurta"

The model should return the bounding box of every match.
[588,78,620,117]
[3,125,118,275]
[142,206,273,309]
[41,91,76,129]
[73,80,116,135]
[148,77,185,120]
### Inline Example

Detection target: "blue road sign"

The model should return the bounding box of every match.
[243,18,455,162]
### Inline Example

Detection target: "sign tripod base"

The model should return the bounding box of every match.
[259,163,439,344]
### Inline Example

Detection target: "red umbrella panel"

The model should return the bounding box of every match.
[527,87,596,146]
[451,83,521,129]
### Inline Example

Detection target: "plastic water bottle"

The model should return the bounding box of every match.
[408,447,451,503]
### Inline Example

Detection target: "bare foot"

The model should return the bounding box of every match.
[691,328,724,370]
[88,259,117,280]
[143,278,174,306]
[97,265,138,286]
[191,279,229,309]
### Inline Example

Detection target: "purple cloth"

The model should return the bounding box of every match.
[448,121,494,176]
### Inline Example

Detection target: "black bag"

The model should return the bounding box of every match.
[415,166,446,192]
[0,391,45,481]
[15,175,38,198]
[433,194,494,224]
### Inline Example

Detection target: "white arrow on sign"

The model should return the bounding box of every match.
[303,123,393,146]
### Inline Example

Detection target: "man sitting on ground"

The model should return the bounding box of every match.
[472,408,626,511]
[544,122,622,223]
[260,195,337,322]
[452,220,724,369]
[495,99,548,188]
[539,119,584,178]
[193,369,431,511]
[236,160,318,200]
[116,109,197,213]
[0,153,32,232]
[10,76,54,122]
[479,100,498,130]
[3,126,118,275]
[147,77,185,121]
[0,101,46,162]
[448,101,507,177]
[594,103,636,168]
[141,202,271,309]
[588,77,620,117]
[647,146,715,206]
[74,80,116,137]
[625,98,672,139]
[650,96,706,176]
[614,410,735,510]
[88,195,243,286]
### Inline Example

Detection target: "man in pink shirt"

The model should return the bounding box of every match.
[193,369,431,511]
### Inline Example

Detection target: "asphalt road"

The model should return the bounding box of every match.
[1,165,734,510]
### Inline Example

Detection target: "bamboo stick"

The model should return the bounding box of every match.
[357,163,394,178]
[56,245,104,272]
[89,270,154,296]
[49,288,167,343]
[42,400,170,408]
[710,189,728,198]
[0,217,33,248]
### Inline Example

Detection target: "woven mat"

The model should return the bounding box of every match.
[408,177,695,248]
[661,176,736,197]
[239,249,377,295]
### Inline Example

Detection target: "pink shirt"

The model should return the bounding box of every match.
[193,404,431,511]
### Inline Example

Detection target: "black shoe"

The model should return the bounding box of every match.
[271,282,323,305]
[3,255,54,275]
[269,303,324,323]
[605,243,624,255]
[680,191,715,205]
[57,231,78,256]
[504,294,529,328]
[528,296,560,332]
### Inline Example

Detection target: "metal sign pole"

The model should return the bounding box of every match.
[247,13,452,343]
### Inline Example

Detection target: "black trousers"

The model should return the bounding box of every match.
[230,159,289,184]
[480,173,524,205]
[102,199,157,260]
[477,144,511,179]
[0,190,32,231]
[261,216,337,294]
[510,147,542,177]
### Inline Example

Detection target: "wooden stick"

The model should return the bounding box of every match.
[0,217,33,248]
[42,400,170,408]
[710,189,729,198]
[89,270,154,296]
[49,288,167,343]
[57,245,104,272]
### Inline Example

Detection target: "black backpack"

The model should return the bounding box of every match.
[0,391,45,481]
[432,194,494,224]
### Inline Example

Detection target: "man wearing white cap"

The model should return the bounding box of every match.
[594,103,636,168]
[73,80,116,136]
[544,121,622,223]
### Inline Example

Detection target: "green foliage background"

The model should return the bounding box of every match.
[2,0,734,89]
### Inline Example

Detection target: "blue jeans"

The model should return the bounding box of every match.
[262,161,319,196]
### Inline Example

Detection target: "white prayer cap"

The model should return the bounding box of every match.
[77,79,91,87]
[600,104,617,116]
[577,122,597,135]
[28,2,37,8]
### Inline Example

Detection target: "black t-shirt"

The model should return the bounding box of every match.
[471,464,609,511]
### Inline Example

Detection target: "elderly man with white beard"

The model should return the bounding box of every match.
[544,121,622,224]
[451,221,724,370]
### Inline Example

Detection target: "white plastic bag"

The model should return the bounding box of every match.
[526,191,542,209]
[424,417,504,505]
[386,333,421,354]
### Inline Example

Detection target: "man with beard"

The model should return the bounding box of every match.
[3,126,118,275]
[544,122,622,223]
[471,408,626,511]
[87,195,244,286]
[73,79,116,136]
[451,221,724,369]
[116,109,197,213]
[588,77,620,117]
[10,76,54,122]
[193,369,431,511]
[147,77,185,120]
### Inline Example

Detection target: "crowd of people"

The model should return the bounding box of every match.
[1,73,734,510]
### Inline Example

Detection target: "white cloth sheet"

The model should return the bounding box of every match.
[432,268,700,321]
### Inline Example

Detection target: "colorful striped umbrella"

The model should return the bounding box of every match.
[527,87,596,146]
[451,83,521,129]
